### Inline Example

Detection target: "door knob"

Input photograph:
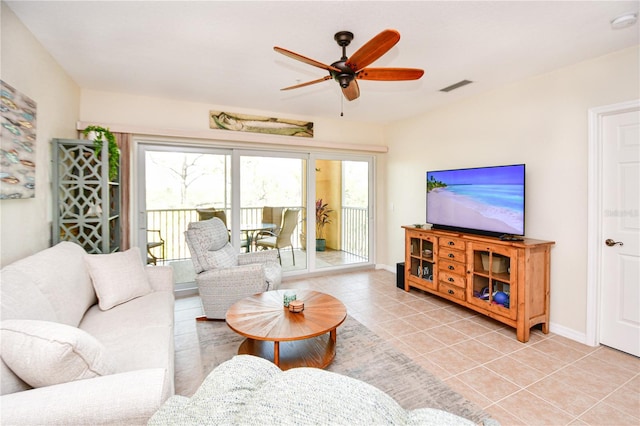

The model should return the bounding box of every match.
[605,239,624,247]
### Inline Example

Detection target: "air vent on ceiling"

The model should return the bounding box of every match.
[440,80,473,93]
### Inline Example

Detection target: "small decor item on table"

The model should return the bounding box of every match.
[288,299,304,313]
[283,291,296,307]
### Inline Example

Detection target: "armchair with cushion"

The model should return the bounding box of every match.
[184,218,282,320]
[195,208,249,251]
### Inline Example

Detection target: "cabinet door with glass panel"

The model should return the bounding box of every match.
[466,242,517,320]
[406,232,438,292]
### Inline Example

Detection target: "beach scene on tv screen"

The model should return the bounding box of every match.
[427,166,524,235]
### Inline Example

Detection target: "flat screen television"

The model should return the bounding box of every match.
[426,164,525,237]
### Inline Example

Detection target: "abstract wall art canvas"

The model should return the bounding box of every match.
[1,80,37,199]
[210,111,313,138]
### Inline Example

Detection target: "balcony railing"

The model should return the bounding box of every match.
[146,206,368,263]
[342,207,368,258]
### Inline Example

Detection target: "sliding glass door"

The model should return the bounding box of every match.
[239,152,307,271]
[136,141,373,289]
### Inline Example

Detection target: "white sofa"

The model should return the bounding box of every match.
[0,241,175,425]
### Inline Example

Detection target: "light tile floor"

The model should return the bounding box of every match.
[174,269,640,426]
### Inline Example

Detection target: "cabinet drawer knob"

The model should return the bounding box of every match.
[448,277,454,282]
[448,241,455,246]
[448,289,455,295]
[448,253,455,258]
[448,265,454,270]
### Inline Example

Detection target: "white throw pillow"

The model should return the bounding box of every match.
[85,247,152,310]
[0,319,114,388]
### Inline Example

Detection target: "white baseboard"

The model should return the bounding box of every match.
[548,322,592,346]
[376,263,395,273]
[174,281,198,298]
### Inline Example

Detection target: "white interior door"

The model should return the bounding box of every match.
[599,107,640,357]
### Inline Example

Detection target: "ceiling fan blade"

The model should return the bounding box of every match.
[342,80,360,101]
[345,29,400,72]
[280,76,332,91]
[274,46,342,73]
[357,68,424,81]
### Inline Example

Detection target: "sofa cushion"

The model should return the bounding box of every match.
[0,267,58,323]
[85,247,152,310]
[0,319,114,388]
[0,241,95,326]
[80,291,175,388]
[1,360,31,395]
[0,242,96,395]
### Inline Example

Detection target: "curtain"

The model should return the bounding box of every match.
[113,133,131,251]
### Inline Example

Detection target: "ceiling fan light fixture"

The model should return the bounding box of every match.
[337,75,352,88]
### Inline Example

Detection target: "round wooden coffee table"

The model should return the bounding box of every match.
[225,289,347,370]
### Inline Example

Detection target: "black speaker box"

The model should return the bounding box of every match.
[396,262,405,289]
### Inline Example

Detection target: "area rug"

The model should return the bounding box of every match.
[196,316,493,424]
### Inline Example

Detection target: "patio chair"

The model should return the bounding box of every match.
[196,208,227,224]
[261,206,284,235]
[146,229,165,265]
[184,217,282,320]
[256,208,300,265]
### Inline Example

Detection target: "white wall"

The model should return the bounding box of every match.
[79,89,389,262]
[384,46,640,339]
[79,89,385,146]
[0,3,81,266]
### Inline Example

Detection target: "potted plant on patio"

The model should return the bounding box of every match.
[315,198,333,252]
[82,125,119,181]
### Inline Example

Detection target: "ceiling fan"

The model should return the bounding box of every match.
[274,29,424,101]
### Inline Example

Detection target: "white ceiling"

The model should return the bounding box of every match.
[5,1,640,124]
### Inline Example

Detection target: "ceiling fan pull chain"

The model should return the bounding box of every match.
[340,94,344,117]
